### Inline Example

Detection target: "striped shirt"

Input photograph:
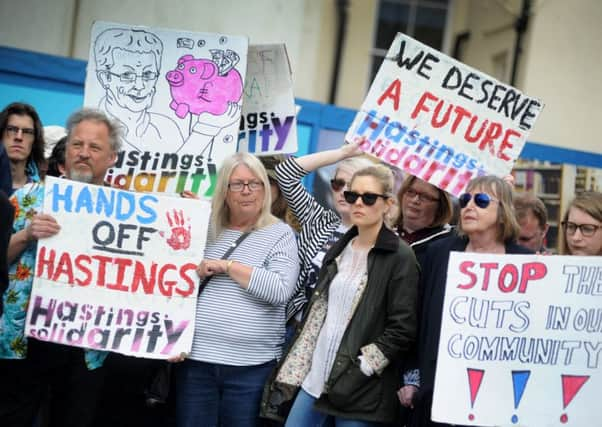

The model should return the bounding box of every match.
[276,158,342,320]
[189,221,299,365]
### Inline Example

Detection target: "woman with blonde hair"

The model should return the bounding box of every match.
[409,175,531,427]
[175,152,299,427]
[274,140,374,327]
[560,191,602,256]
[262,164,419,426]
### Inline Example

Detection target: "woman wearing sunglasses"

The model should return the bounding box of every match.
[262,164,419,426]
[560,191,602,256]
[274,140,373,326]
[408,175,531,427]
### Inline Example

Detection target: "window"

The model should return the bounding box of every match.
[370,0,450,83]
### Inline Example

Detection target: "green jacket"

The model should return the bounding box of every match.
[261,224,419,424]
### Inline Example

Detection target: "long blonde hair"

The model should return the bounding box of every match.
[210,153,278,239]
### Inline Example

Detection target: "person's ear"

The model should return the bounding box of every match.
[97,70,111,88]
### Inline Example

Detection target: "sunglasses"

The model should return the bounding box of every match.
[459,193,498,209]
[343,191,388,206]
[330,178,347,192]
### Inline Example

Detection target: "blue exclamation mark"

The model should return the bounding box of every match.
[511,370,531,424]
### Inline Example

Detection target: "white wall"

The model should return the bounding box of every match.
[0,0,332,101]
[0,0,77,57]
[522,0,602,154]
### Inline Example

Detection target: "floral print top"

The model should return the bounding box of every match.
[0,182,107,369]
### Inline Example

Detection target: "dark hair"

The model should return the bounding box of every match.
[395,175,453,231]
[46,136,67,177]
[514,192,548,229]
[0,102,45,170]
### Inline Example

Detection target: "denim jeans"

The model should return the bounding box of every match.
[175,359,275,427]
[285,388,385,427]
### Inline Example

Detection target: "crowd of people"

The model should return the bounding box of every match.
[0,101,601,427]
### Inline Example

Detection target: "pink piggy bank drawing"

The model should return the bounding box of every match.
[166,54,243,119]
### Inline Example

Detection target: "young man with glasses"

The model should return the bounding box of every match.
[93,27,184,153]
[0,102,45,192]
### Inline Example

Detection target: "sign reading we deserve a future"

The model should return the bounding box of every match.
[346,33,544,196]
[25,177,210,359]
[433,252,600,426]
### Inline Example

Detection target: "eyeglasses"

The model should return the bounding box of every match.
[228,181,264,192]
[404,188,439,203]
[5,125,35,138]
[108,71,159,83]
[459,193,498,209]
[561,221,601,237]
[330,178,348,192]
[343,191,388,206]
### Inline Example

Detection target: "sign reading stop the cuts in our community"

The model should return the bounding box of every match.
[25,177,210,359]
[433,252,600,426]
[346,33,544,196]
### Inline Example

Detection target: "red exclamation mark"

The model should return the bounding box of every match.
[467,368,485,422]
[560,374,589,423]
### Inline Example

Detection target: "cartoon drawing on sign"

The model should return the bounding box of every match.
[93,28,185,153]
[165,44,243,160]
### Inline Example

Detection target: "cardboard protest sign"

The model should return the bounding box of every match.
[433,252,600,426]
[25,177,210,359]
[84,21,248,198]
[238,44,297,155]
[346,33,544,196]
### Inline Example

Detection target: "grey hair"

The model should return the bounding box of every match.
[66,108,122,153]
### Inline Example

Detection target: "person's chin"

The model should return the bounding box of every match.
[69,170,94,183]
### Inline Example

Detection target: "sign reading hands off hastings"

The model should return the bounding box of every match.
[433,252,600,426]
[25,177,210,359]
[346,33,544,196]
[84,21,248,198]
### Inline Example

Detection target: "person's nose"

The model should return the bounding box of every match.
[133,75,145,90]
[78,145,91,159]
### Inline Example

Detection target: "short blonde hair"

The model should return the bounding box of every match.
[350,164,395,196]
[457,175,520,243]
[335,156,374,178]
[560,191,602,255]
[210,152,278,239]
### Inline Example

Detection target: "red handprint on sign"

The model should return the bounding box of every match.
[160,209,192,250]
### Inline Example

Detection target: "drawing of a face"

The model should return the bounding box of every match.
[104,49,159,113]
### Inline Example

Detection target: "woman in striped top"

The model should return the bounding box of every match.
[175,153,299,427]
[275,140,374,324]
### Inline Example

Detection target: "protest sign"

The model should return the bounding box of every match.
[346,33,544,196]
[84,21,248,198]
[433,252,600,426]
[25,177,210,359]
[238,44,298,155]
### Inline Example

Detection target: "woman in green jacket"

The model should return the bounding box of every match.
[261,165,419,426]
